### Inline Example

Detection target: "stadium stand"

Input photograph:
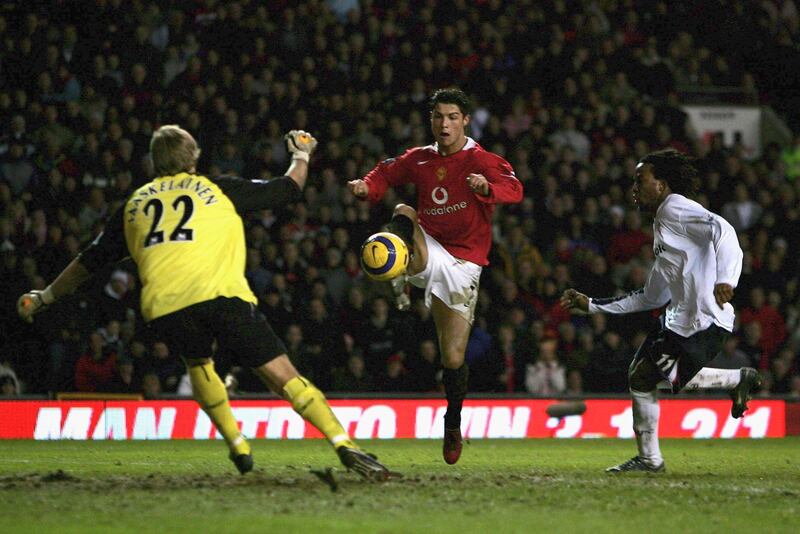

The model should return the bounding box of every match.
[1,0,799,401]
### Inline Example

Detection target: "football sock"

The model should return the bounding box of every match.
[631,388,662,467]
[283,376,354,449]
[387,213,415,252]
[189,362,250,457]
[683,368,741,390]
[443,364,469,429]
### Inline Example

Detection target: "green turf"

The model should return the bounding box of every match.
[1,438,798,533]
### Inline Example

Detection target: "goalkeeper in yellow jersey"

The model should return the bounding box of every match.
[17,125,391,480]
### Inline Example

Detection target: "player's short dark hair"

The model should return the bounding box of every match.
[639,149,698,197]
[429,88,472,116]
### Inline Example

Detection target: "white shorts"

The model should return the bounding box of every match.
[407,229,482,324]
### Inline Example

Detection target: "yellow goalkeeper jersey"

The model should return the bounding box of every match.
[79,173,301,322]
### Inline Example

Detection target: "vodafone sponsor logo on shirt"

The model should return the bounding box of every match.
[0,399,786,440]
[423,186,468,216]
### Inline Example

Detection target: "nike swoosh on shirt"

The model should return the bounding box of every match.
[417,160,430,165]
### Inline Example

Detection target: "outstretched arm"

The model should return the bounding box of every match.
[18,207,128,322]
[283,130,317,191]
[215,130,318,212]
[561,262,671,315]
[349,154,411,203]
[18,258,93,321]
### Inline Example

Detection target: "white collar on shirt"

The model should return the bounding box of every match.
[426,137,477,155]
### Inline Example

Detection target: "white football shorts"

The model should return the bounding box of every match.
[407,228,482,324]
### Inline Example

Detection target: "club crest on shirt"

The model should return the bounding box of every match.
[436,167,446,181]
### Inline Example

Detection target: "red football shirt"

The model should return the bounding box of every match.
[362,138,523,265]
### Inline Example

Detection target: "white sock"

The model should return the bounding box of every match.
[683,368,740,390]
[631,388,663,467]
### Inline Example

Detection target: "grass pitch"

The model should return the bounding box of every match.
[1,438,798,533]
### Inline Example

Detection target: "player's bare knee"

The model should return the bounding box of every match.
[394,204,418,222]
[440,349,466,369]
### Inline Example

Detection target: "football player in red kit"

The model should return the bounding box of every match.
[348,88,523,464]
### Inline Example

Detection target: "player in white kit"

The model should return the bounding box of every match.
[561,149,761,472]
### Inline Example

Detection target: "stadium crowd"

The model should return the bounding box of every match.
[2,0,800,399]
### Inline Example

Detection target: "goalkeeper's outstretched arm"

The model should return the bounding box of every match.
[18,205,128,322]
[17,257,93,322]
[284,130,317,190]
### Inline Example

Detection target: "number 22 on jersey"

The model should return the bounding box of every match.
[143,195,195,247]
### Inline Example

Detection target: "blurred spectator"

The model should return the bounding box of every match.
[737,322,764,369]
[0,142,36,196]
[757,369,775,397]
[582,331,630,393]
[147,341,183,393]
[771,356,794,394]
[790,375,800,399]
[565,369,584,396]
[300,297,347,390]
[0,361,22,395]
[245,247,272,298]
[74,331,118,392]
[97,319,124,357]
[284,323,317,384]
[355,296,409,376]
[377,353,411,392]
[97,269,134,324]
[321,247,350,306]
[408,339,441,392]
[78,187,109,236]
[0,374,18,396]
[739,286,786,366]
[110,356,137,394]
[258,286,294,339]
[721,183,763,231]
[549,114,591,160]
[524,335,566,395]
[708,336,753,369]
[142,372,161,399]
[474,323,521,393]
[564,328,595,373]
[607,210,651,266]
[332,351,374,392]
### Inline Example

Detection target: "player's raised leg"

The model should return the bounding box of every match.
[253,355,392,480]
[184,357,253,474]
[431,298,471,465]
[386,204,428,311]
[683,366,761,418]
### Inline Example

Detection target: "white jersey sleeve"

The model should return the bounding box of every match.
[588,262,671,314]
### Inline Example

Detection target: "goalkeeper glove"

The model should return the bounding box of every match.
[284,130,318,163]
[17,286,55,323]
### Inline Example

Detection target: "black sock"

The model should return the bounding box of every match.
[442,364,469,429]
[387,213,415,253]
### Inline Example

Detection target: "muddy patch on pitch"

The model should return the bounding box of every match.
[0,469,81,488]
[0,469,334,493]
